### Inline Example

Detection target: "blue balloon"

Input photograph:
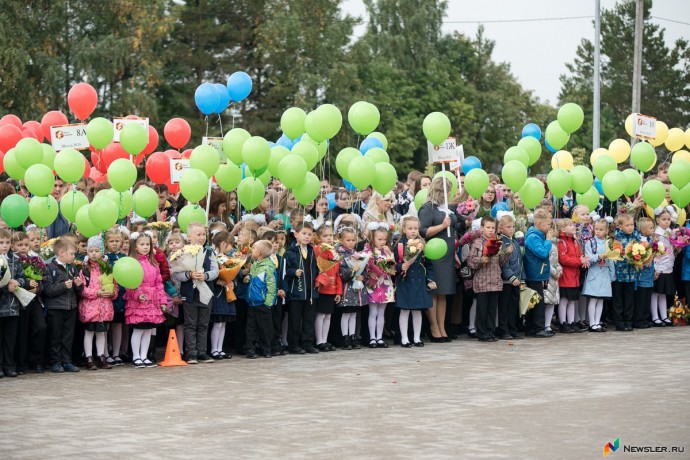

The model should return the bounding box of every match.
[326,192,336,211]
[194,83,220,115]
[491,202,510,218]
[462,156,482,174]
[545,138,557,154]
[213,83,231,114]
[359,137,384,155]
[522,123,542,140]
[343,179,356,191]
[268,141,276,148]
[227,71,252,102]
[594,178,603,194]
[276,134,295,150]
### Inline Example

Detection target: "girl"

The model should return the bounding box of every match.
[313,225,342,352]
[363,224,395,348]
[79,236,116,370]
[652,208,676,326]
[336,226,368,349]
[405,174,431,217]
[557,219,587,333]
[226,190,240,226]
[210,231,236,359]
[104,229,127,365]
[311,196,330,230]
[511,192,529,235]
[476,185,498,219]
[165,233,186,352]
[572,204,594,330]
[124,232,166,368]
[582,220,615,331]
[207,189,232,227]
[274,191,298,230]
[543,232,562,334]
[394,216,435,347]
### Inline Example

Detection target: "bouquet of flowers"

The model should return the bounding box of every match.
[400,238,425,277]
[519,285,542,316]
[482,236,502,257]
[216,253,246,302]
[39,238,58,260]
[651,239,666,257]
[456,198,477,217]
[315,243,341,289]
[669,227,690,249]
[514,231,525,247]
[19,255,46,283]
[605,240,624,262]
[169,244,213,304]
[149,221,172,247]
[344,252,370,291]
[0,256,9,289]
[668,297,690,326]
[624,240,652,270]
[94,258,115,294]
[372,247,396,276]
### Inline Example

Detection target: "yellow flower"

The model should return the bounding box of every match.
[409,246,417,254]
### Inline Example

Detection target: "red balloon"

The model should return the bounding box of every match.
[181,148,193,159]
[0,114,22,128]
[0,124,23,153]
[90,167,107,183]
[22,128,38,140]
[23,121,44,142]
[164,118,191,149]
[41,111,69,142]
[146,152,171,184]
[83,156,91,179]
[101,142,129,173]
[164,149,181,159]
[167,183,180,194]
[142,125,159,156]
[134,153,145,166]
[67,83,98,121]
[0,150,5,175]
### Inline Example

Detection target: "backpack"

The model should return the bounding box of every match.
[247,271,268,307]
[459,244,475,280]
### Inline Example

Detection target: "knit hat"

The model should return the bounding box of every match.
[87,235,102,250]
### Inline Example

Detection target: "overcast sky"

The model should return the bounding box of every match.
[341,0,689,105]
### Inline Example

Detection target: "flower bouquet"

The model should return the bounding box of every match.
[456,198,477,217]
[669,227,690,249]
[668,297,690,326]
[483,236,502,257]
[149,221,172,247]
[19,255,46,284]
[216,253,246,302]
[400,238,425,276]
[651,239,666,258]
[605,240,624,262]
[315,243,341,289]
[345,252,370,291]
[519,285,542,316]
[624,240,652,270]
[39,238,58,260]
[169,244,213,304]
[4,255,36,307]
[372,248,396,276]
[0,256,10,289]
[94,258,115,294]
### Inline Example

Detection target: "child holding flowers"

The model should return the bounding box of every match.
[336,226,368,350]
[635,218,656,328]
[313,225,342,352]
[210,231,238,359]
[652,208,675,326]
[612,214,641,331]
[363,223,396,348]
[582,220,616,332]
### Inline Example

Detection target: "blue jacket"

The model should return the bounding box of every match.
[284,242,319,302]
[682,244,690,282]
[613,228,641,283]
[500,234,523,284]
[637,235,655,288]
[523,226,552,282]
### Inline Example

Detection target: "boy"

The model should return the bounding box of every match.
[233,226,256,354]
[26,227,42,258]
[76,234,88,263]
[523,209,556,338]
[172,222,219,364]
[245,240,277,359]
[261,230,287,356]
[613,214,641,331]
[43,237,84,373]
[0,229,27,377]
[634,218,655,329]
[498,215,523,340]
[285,222,319,354]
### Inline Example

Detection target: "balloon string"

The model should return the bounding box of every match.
[205,116,209,139]
[218,115,224,137]
[231,103,236,129]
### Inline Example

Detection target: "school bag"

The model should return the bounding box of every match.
[247,272,268,307]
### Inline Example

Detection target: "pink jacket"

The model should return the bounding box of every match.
[363,244,395,304]
[124,255,166,325]
[78,261,116,323]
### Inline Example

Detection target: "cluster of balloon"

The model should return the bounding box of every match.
[194,71,252,116]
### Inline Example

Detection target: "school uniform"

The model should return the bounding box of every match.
[498,234,523,338]
[468,236,507,340]
[612,228,641,330]
[284,242,319,352]
[634,236,654,328]
[393,237,434,311]
[43,259,83,367]
[557,232,582,301]
[15,256,47,373]
[271,253,287,354]
[582,237,616,299]
[0,253,26,376]
[653,227,675,296]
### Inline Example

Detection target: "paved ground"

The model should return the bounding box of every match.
[2,327,689,459]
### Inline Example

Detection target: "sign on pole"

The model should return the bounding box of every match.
[113,117,149,142]
[631,113,656,139]
[427,137,458,164]
[50,124,89,151]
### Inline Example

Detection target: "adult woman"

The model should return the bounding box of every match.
[207,189,231,227]
[419,177,458,341]
[362,191,398,230]
[405,175,432,217]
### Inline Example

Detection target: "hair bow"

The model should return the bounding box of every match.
[241,214,267,225]
[337,225,356,235]
[665,205,679,223]
[130,230,154,241]
[495,210,515,221]
[367,222,389,232]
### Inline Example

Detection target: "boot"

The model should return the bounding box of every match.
[341,335,352,350]
[97,355,112,370]
[350,335,361,349]
[84,356,98,371]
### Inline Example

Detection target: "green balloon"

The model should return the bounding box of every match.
[24,164,55,197]
[518,178,546,209]
[293,172,320,205]
[120,122,147,156]
[106,189,133,220]
[414,189,428,210]
[29,195,59,228]
[292,140,319,170]
[86,117,114,150]
[668,160,690,189]
[268,146,290,177]
[364,147,389,164]
[557,103,584,134]
[602,170,626,201]
[190,144,221,178]
[501,160,528,192]
[215,163,243,192]
[75,205,100,237]
[593,154,616,180]
[14,137,43,169]
[279,155,308,189]
[464,168,489,199]
[302,133,328,160]
[245,167,271,187]
[622,168,642,197]
[113,257,144,289]
[4,149,27,180]
[222,128,251,166]
[504,146,529,167]
[60,190,89,222]
[89,197,118,231]
[240,136,269,173]
[670,183,690,208]
[54,148,84,183]
[0,194,30,228]
[348,101,380,136]
[433,171,458,197]
[545,120,570,150]
[576,187,600,213]
[547,168,571,198]
[347,156,375,190]
[641,179,665,208]
[424,238,447,260]
[177,204,207,233]
[313,104,342,140]
[237,177,266,210]
[422,112,451,146]
[335,147,360,180]
[41,144,56,169]
[132,186,159,218]
[304,111,327,143]
[373,163,397,195]
[107,158,137,192]
[517,136,542,166]
[281,107,307,140]
[569,165,593,194]
[367,132,388,150]
[631,141,656,172]
[180,168,209,203]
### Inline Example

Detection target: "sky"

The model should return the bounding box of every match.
[340,0,689,105]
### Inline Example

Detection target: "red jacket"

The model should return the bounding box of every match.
[154,247,171,283]
[313,245,343,296]
[558,232,582,288]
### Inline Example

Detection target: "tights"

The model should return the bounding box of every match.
[650,293,668,321]
[468,300,477,331]
[84,330,107,358]
[341,312,356,336]
[368,303,386,341]
[398,310,422,344]
[545,304,555,328]
[130,328,153,361]
[588,298,604,326]
[210,322,226,354]
[558,299,576,324]
[315,313,332,345]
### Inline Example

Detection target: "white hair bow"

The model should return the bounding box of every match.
[130,231,154,241]
[666,205,679,223]
[241,214,267,225]
[495,210,515,221]
[367,222,389,232]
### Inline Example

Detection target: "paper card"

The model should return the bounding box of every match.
[202,136,227,162]
[170,159,190,184]
[449,145,465,172]
[50,124,89,151]
[113,117,149,142]
[427,137,458,164]
[632,113,656,139]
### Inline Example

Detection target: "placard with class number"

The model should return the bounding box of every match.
[202,136,226,162]
[449,145,465,172]
[50,123,89,151]
[632,113,656,139]
[427,137,458,164]
[170,159,190,184]
[113,117,149,142]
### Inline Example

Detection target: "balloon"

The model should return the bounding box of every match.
[649,121,668,148]
[665,127,685,152]
[180,169,209,203]
[422,112,451,146]
[622,168,642,197]
[343,179,356,191]
[67,82,98,121]
[590,148,608,166]
[607,139,630,163]
[14,137,43,169]
[347,156,376,190]
[107,189,133,220]
[367,132,388,150]
[245,167,271,187]
[551,150,574,171]
[29,195,59,228]
[641,179,665,208]
[292,140,319,170]
[630,141,656,172]
[278,155,308,189]
[164,118,191,149]
[593,154,617,180]
[462,156,482,174]
[0,114,22,128]
[89,197,118,231]
[301,134,328,160]
[544,139,557,154]
[335,147,360,181]
[3,149,26,179]
[177,204,207,233]
[57,190,88,223]
[0,195,30,228]
[54,148,84,183]
[107,158,137,192]
[625,114,634,137]
[601,170,626,201]
[276,133,296,150]
[190,144,221,177]
[668,160,690,188]
[594,178,604,195]
[293,172,320,205]
[576,187,600,213]
[517,136,542,166]
[215,163,243,192]
[424,238,447,260]
[326,192,336,210]
[672,150,690,163]
[304,112,327,143]
[97,142,128,173]
[501,160,527,192]
[359,137,384,155]
[267,146,289,177]
[504,146,529,167]
[434,171,458,197]
[0,124,23,153]
[491,202,510,218]
[227,71,252,102]
[145,152,170,184]
[281,107,307,140]
[312,104,342,140]
[521,123,541,140]
[545,121,570,150]
[670,184,690,208]
[569,165,593,194]
[365,147,389,165]
[686,128,690,149]
[23,120,44,142]
[222,128,251,166]
[213,83,230,114]
[518,178,546,209]
[464,169,489,199]
[120,122,148,156]
[73,205,99,237]
[24,164,55,197]
[86,117,114,150]
[237,177,265,210]
[113,257,144,289]
[547,168,571,198]
[557,103,584,133]
[131,186,159,218]
[373,162,397,195]
[40,111,69,142]
[141,126,159,156]
[414,189,428,210]
[348,101,380,135]
[194,82,219,115]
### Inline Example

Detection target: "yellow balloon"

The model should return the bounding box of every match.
[673,150,690,163]
[685,128,690,149]
[608,138,631,163]
[678,208,686,227]
[665,127,685,152]
[650,121,668,147]
[590,148,609,166]
[625,114,634,137]
[551,150,574,171]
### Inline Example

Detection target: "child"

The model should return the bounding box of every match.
[394,216,435,347]
[233,226,255,354]
[285,221,319,354]
[612,214,641,331]
[275,231,287,257]
[572,204,594,328]
[104,229,127,365]
[557,218,587,333]
[497,215,523,340]
[582,220,616,331]
[43,236,84,373]
[313,225,342,352]
[26,227,42,258]
[363,223,395,348]
[124,231,166,367]
[244,240,277,359]
[635,218,655,328]
[468,217,506,342]
[336,226,367,350]
[76,234,88,263]
[210,231,236,359]
[165,233,186,353]
[266,231,287,356]
[0,229,27,377]
[79,236,116,370]
[524,209,556,338]
[543,235,562,334]
[143,226,172,362]
[652,208,676,326]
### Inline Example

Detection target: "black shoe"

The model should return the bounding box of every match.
[246,352,258,359]
[442,336,452,342]
[477,336,492,342]
[468,329,477,339]
[304,347,319,354]
[633,322,651,329]
[63,363,80,372]
[510,333,524,340]
[662,318,675,327]
[35,365,44,374]
[570,323,583,333]
[499,334,512,340]
[533,330,553,338]
[325,343,336,352]
[559,323,572,333]
[289,347,306,354]
[198,354,215,363]
[368,339,377,348]
[430,336,445,343]
[317,343,329,352]
[4,370,18,378]
[341,336,352,350]
[576,320,589,331]
[589,325,604,332]
[262,353,272,358]
[401,342,412,348]
[652,319,665,327]
[413,341,424,347]
[376,339,389,348]
[350,336,361,349]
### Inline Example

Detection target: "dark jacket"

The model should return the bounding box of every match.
[500,234,523,284]
[106,252,127,313]
[174,249,219,305]
[284,242,319,302]
[0,252,27,317]
[523,226,552,282]
[42,260,83,310]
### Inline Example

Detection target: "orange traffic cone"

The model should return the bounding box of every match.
[159,329,188,367]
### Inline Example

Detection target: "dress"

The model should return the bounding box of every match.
[582,237,615,298]
[419,202,457,295]
[362,244,395,304]
[393,238,434,309]
[336,245,369,312]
